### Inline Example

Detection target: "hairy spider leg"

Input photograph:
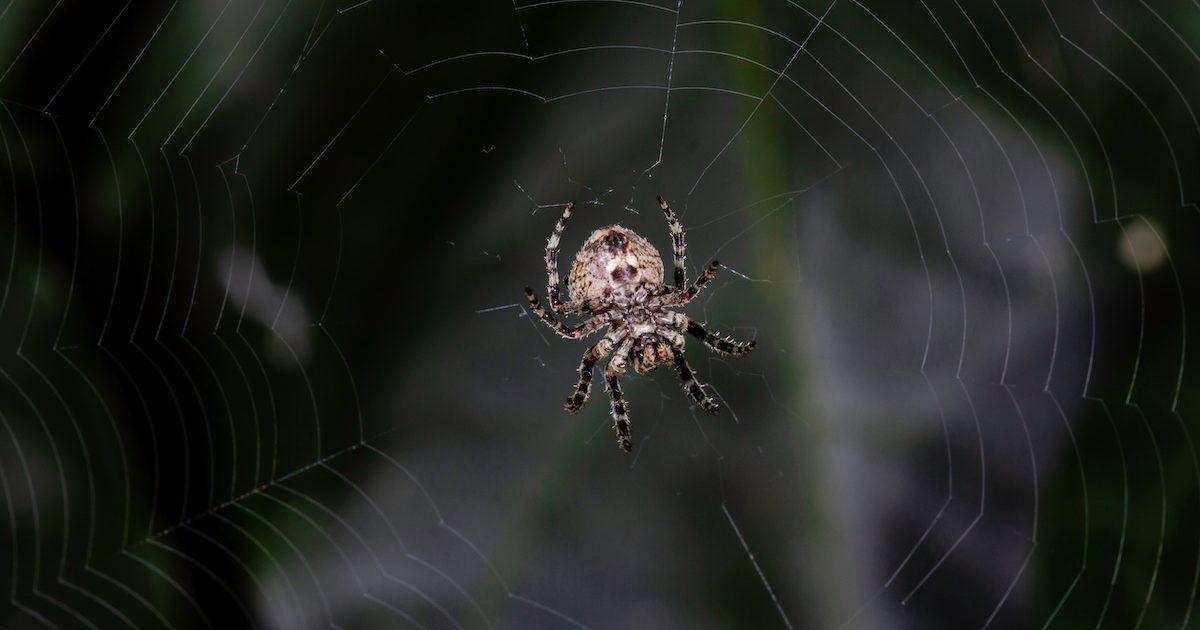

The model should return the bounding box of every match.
[671,347,720,413]
[599,337,636,451]
[524,288,606,339]
[683,259,720,301]
[543,201,574,313]
[657,312,755,356]
[565,331,624,413]
[652,259,721,307]
[660,328,686,350]
[684,318,756,356]
[603,371,634,452]
[657,195,687,290]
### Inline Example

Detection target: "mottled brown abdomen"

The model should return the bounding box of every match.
[567,225,664,301]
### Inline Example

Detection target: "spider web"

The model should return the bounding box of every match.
[1,0,1198,627]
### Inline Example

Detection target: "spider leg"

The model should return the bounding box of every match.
[682,259,720,302]
[684,317,756,356]
[524,288,605,339]
[565,330,626,413]
[544,201,575,313]
[657,195,687,290]
[656,312,756,355]
[603,369,634,452]
[671,347,720,413]
[660,328,686,350]
[652,260,721,307]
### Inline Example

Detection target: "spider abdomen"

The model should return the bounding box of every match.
[567,225,664,302]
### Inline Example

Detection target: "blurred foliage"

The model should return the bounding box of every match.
[1,0,1199,628]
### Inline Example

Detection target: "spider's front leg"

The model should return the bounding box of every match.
[657,195,687,290]
[544,201,575,313]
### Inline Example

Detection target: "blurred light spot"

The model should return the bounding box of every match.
[1118,220,1166,273]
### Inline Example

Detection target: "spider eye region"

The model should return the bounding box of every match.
[633,335,672,374]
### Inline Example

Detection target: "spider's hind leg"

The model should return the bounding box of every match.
[565,332,624,413]
[603,372,634,452]
[602,344,636,452]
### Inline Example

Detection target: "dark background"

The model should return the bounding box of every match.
[1,0,1198,628]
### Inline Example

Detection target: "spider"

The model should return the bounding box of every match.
[524,196,756,452]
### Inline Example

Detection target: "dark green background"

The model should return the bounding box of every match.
[0,0,1197,628]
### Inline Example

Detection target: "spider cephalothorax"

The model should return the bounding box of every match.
[524,196,756,452]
